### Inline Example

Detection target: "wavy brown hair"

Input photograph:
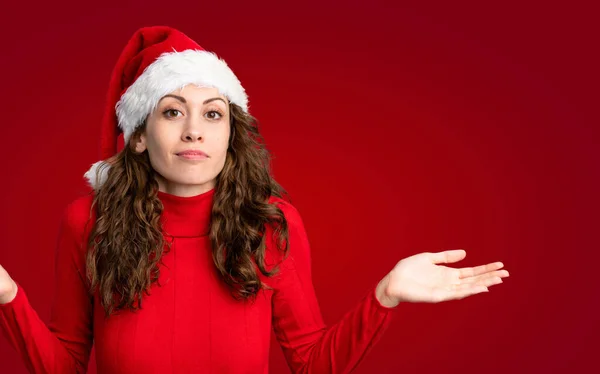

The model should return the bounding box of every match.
[85,103,291,318]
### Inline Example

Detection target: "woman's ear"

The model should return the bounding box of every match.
[131,131,147,153]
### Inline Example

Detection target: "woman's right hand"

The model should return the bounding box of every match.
[0,264,18,305]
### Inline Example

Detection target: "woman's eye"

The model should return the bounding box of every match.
[163,109,182,118]
[205,110,223,120]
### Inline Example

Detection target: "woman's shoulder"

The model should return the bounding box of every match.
[267,195,304,227]
[60,192,96,237]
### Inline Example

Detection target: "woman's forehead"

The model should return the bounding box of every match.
[168,85,228,101]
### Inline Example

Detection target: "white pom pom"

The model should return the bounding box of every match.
[83,160,111,190]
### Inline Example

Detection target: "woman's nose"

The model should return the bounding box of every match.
[182,118,204,141]
[183,130,203,141]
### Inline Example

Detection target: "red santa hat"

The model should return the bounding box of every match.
[83,25,248,189]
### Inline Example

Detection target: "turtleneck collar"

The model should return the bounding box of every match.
[157,188,215,238]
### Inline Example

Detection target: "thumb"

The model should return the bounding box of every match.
[428,249,467,264]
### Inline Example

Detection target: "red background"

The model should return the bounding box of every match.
[0,1,598,373]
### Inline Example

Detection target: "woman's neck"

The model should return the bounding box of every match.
[157,188,216,237]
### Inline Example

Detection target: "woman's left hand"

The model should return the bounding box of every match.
[375,249,509,308]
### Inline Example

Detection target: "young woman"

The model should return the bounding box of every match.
[0,26,510,373]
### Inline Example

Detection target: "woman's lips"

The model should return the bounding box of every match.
[178,154,208,160]
[176,150,208,160]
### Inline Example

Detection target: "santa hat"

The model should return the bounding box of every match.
[83,25,248,189]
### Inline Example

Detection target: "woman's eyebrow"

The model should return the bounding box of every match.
[158,95,227,105]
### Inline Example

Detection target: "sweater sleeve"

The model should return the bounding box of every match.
[0,200,94,373]
[270,200,395,374]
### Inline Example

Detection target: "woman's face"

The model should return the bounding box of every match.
[133,85,230,197]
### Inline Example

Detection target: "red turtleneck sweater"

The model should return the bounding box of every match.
[0,189,395,373]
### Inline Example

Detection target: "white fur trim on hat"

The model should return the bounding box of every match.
[115,48,248,144]
[84,160,111,190]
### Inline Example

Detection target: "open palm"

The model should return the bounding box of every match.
[385,249,509,304]
[0,264,18,304]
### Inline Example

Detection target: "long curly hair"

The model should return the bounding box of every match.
[85,103,290,318]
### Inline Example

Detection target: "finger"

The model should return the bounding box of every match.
[458,261,505,279]
[429,249,466,264]
[452,275,504,291]
[460,269,510,283]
